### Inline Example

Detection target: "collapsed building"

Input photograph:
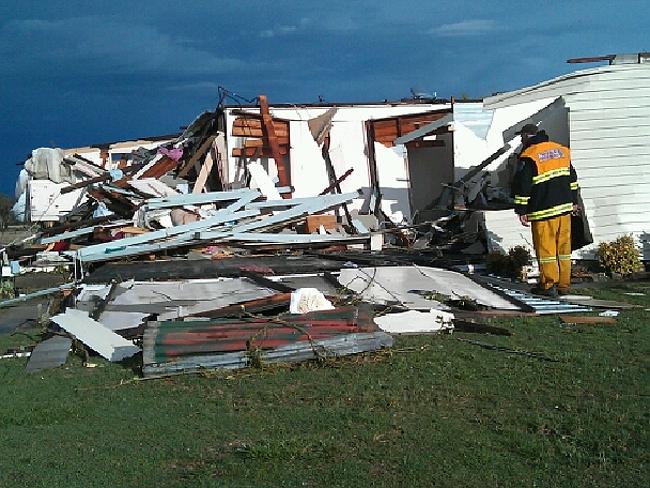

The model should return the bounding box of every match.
[17,54,650,258]
[2,54,648,376]
[10,95,565,255]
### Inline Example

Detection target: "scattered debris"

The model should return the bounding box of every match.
[484,284,592,314]
[50,309,140,362]
[2,87,647,378]
[142,306,392,377]
[338,266,519,310]
[374,309,454,334]
[598,310,620,318]
[560,315,617,325]
[25,336,72,373]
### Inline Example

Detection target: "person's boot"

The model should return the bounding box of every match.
[557,287,571,296]
[530,285,558,298]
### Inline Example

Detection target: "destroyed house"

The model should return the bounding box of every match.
[11,58,650,263]
[217,99,558,228]
[11,97,575,257]
[219,99,455,223]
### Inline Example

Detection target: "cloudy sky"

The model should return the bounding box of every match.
[1,0,647,194]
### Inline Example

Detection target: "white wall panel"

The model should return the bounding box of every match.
[571,145,650,162]
[570,135,650,151]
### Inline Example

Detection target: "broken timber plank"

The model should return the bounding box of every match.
[143,189,259,210]
[258,95,291,197]
[191,292,292,318]
[39,219,132,244]
[559,315,617,325]
[452,319,512,335]
[200,191,361,237]
[321,136,353,227]
[178,134,216,178]
[0,283,76,309]
[559,297,639,309]
[193,147,215,194]
[77,206,258,255]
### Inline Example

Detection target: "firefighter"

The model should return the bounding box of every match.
[513,124,579,297]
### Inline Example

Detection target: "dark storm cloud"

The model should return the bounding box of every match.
[1,0,647,194]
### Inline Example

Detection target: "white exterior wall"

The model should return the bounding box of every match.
[28,180,86,222]
[223,104,451,221]
[484,63,650,259]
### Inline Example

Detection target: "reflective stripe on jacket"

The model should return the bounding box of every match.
[513,141,579,221]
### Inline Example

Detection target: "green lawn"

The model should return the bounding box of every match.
[1,284,649,487]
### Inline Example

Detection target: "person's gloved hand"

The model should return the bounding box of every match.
[519,214,529,227]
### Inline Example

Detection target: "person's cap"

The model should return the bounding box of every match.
[516,123,539,136]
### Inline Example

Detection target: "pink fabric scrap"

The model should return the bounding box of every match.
[158,146,184,161]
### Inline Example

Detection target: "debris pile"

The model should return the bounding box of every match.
[0,93,626,378]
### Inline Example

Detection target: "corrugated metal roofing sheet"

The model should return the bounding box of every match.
[143,306,391,376]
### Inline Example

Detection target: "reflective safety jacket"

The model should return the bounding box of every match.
[513,140,579,221]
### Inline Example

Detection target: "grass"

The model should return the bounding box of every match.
[1,284,649,487]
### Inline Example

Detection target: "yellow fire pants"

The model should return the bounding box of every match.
[531,213,572,291]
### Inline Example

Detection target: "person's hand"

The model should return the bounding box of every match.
[519,214,529,227]
[572,204,581,215]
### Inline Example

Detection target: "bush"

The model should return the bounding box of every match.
[486,245,532,279]
[597,235,642,277]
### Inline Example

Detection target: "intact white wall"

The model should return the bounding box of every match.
[565,65,650,258]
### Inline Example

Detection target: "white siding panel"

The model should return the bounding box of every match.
[568,98,650,111]
[579,186,649,199]
[571,145,650,162]
[578,164,650,178]
[570,136,650,151]
[571,124,650,140]
[571,153,650,167]
[568,88,650,105]
[569,105,650,122]
[571,117,650,132]
[587,217,649,231]
[566,76,650,94]
[579,173,650,187]
[584,199,650,216]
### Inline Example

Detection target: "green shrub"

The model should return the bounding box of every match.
[486,245,532,279]
[0,279,14,299]
[597,235,642,277]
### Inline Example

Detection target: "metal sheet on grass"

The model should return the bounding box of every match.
[25,336,72,373]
